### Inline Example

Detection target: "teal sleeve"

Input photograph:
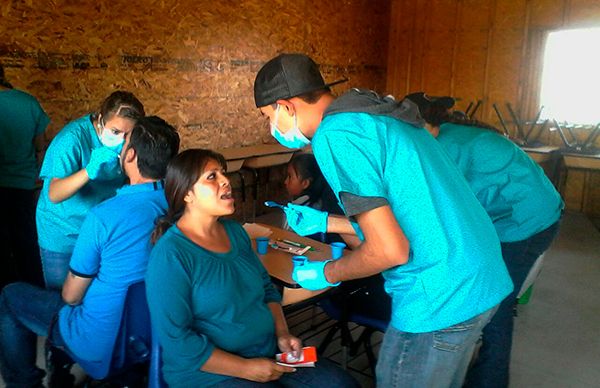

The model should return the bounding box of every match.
[313,125,388,213]
[39,131,82,180]
[233,222,281,304]
[69,211,103,277]
[146,247,215,371]
[260,258,282,304]
[34,102,50,136]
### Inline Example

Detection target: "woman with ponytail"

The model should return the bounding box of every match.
[146,149,357,388]
[405,92,564,388]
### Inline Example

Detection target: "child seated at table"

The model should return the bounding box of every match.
[283,153,346,244]
[146,149,358,388]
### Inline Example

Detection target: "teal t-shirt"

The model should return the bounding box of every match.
[312,112,513,333]
[437,123,564,242]
[58,182,167,378]
[36,114,124,253]
[146,220,282,387]
[0,89,49,189]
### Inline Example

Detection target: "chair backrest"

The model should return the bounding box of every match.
[148,324,167,388]
[110,281,152,374]
[70,281,151,380]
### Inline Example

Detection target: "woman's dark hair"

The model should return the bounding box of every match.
[419,103,503,134]
[151,149,227,244]
[91,90,145,123]
[288,153,342,215]
[446,111,504,134]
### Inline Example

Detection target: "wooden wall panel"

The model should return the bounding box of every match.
[386,0,414,95]
[452,29,488,111]
[569,0,600,27]
[494,0,526,29]
[0,0,390,150]
[486,29,523,117]
[530,0,565,27]
[422,29,454,94]
[387,0,600,216]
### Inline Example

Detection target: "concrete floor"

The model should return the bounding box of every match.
[510,211,600,388]
[0,211,598,387]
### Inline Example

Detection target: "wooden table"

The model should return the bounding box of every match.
[521,145,562,187]
[521,145,560,163]
[247,223,335,306]
[216,144,298,172]
[559,151,600,213]
[216,145,299,222]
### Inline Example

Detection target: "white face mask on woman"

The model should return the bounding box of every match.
[98,119,125,152]
[270,105,311,149]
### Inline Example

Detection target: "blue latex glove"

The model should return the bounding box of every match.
[284,203,328,236]
[86,146,120,180]
[292,259,340,291]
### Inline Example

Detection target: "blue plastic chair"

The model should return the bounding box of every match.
[318,275,391,375]
[65,281,152,384]
[148,323,167,388]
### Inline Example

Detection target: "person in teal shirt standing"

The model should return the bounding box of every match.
[253,53,513,388]
[0,64,49,289]
[36,91,145,289]
[405,92,563,388]
[146,149,358,388]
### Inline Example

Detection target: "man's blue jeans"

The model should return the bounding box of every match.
[39,248,71,290]
[464,219,561,388]
[0,282,66,388]
[376,306,497,388]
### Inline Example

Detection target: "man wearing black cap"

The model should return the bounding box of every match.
[254,53,513,387]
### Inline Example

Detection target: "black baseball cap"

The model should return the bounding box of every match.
[404,92,455,112]
[254,53,347,108]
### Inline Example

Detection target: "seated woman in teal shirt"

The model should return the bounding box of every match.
[405,92,563,388]
[146,149,358,388]
[36,91,145,289]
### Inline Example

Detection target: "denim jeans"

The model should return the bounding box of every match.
[376,306,497,388]
[210,358,360,387]
[0,282,66,388]
[39,248,72,290]
[464,219,561,388]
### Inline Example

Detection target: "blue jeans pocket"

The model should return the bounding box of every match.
[433,321,477,352]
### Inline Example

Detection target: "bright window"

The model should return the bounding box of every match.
[540,27,600,124]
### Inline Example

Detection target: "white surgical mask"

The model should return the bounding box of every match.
[270,105,310,149]
[99,120,125,153]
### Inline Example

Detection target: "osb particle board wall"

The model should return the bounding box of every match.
[0,0,390,150]
[387,0,600,217]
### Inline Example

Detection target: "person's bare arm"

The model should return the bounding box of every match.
[61,271,93,305]
[340,233,362,249]
[48,171,90,203]
[326,214,357,235]
[324,205,409,283]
